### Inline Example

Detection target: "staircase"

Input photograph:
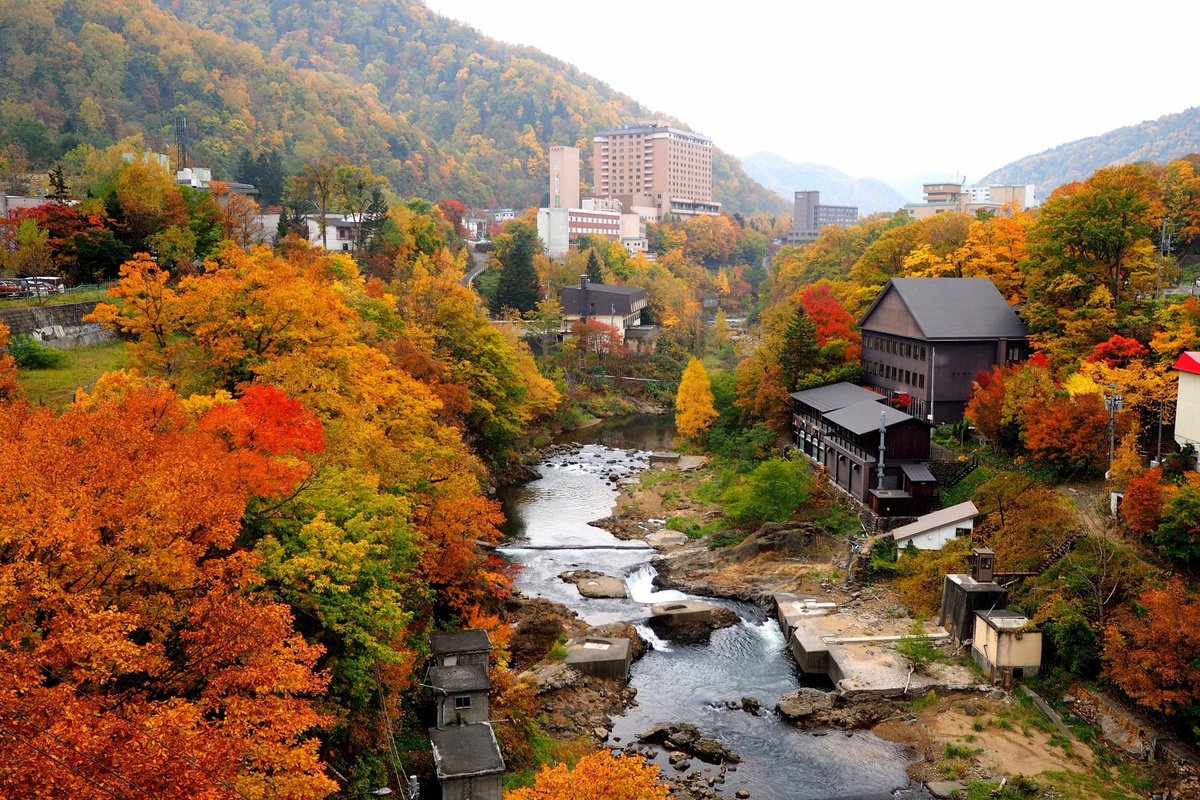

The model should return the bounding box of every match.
[1036,531,1085,573]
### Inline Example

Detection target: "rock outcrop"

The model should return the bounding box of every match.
[637,722,741,764]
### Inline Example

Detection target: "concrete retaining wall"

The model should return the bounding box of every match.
[0,301,115,349]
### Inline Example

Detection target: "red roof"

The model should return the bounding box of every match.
[1174,352,1200,375]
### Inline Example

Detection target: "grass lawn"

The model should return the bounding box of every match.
[17,342,128,408]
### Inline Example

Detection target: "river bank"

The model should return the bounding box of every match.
[500,430,1113,799]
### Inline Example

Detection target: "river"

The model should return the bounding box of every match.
[498,416,927,799]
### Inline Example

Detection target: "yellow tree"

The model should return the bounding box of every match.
[675,357,718,441]
[506,750,670,800]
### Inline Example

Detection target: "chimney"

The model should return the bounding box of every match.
[580,275,589,322]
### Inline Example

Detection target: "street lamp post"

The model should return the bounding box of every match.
[1105,383,1123,479]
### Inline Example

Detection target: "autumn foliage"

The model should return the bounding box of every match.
[0,382,333,799]
[675,357,718,441]
[505,750,671,800]
[1104,581,1200,716]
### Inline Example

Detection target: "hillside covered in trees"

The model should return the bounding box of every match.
[981,105,1200,196]
[0,0,786,214]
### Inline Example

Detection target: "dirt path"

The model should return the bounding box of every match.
[1060,479,1109,537]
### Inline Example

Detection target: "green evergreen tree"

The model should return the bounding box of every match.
[584,248,604,284]
[779,305,820,392]
[493,221,543,314]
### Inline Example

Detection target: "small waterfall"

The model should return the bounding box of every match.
[625,564,686,604]
[634,623,672,653]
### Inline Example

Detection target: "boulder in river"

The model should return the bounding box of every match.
[559,569,629,599]
[637,722,741,764]
[775,688,836,720]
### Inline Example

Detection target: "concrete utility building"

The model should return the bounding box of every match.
[785,190,859,244]
[593,123,720,218]
[1173,351,1200,450]
[939,549,1007,644]
[972,610,1042,685]
[859,278,1028,424]
[564,637,633,680]
[891,501,979,551]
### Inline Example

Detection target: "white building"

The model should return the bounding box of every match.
[256,213,360,251]
[536,206,621,259]
[1174,352,1200,450]
[890,501,979,551]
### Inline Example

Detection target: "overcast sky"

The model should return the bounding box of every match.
[423,0,1199,185]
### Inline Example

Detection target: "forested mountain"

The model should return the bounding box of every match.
[0,0,786,213]
[740,152,911,214]
[980,106,1200,195]
[0,0,472,197]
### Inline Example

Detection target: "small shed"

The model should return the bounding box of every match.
[564,636,632,680]
[428,722,505,800]
[429,663,490,727]
[971,610,1042,685]
[430,629,492,668]
[892,501,979,551]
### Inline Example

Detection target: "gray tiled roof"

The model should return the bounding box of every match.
[790,382,886,414]
[429,723,505,778]
[429,663,490,694]
[891,501,978,541]
[430,630,491,656]
[861,278,1027,340]
[823,401,924,436]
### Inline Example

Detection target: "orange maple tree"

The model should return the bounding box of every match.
[0,381,333,799]
[1122,467,1166,535]
[1104,580,1200,716]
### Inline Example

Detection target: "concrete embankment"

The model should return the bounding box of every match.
[0,301,115,349]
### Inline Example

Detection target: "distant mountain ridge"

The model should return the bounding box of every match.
[739,153,912,215]
[980,106,1200,195]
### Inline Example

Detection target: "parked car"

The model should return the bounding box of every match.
[0,280,26,298]
[28,276,67,293]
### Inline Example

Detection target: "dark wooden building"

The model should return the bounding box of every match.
[859,278,1027,424]
[791,382,936,516]
[429,630,492,668]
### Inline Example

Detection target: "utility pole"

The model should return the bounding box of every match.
[1105,382,1123,479]
[927,346,936,425]
[876,411,887,491]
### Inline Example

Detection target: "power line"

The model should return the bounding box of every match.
[4,648,249,800]
[0,700,163,800]
[0,723,127,800]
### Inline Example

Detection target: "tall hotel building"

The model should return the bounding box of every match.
[592,124,720,218]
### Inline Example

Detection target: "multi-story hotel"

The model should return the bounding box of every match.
[785,190,859,244]
[592,124,720,218]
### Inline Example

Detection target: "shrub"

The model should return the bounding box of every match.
[721,458,814,527]
[8,335,66,369]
